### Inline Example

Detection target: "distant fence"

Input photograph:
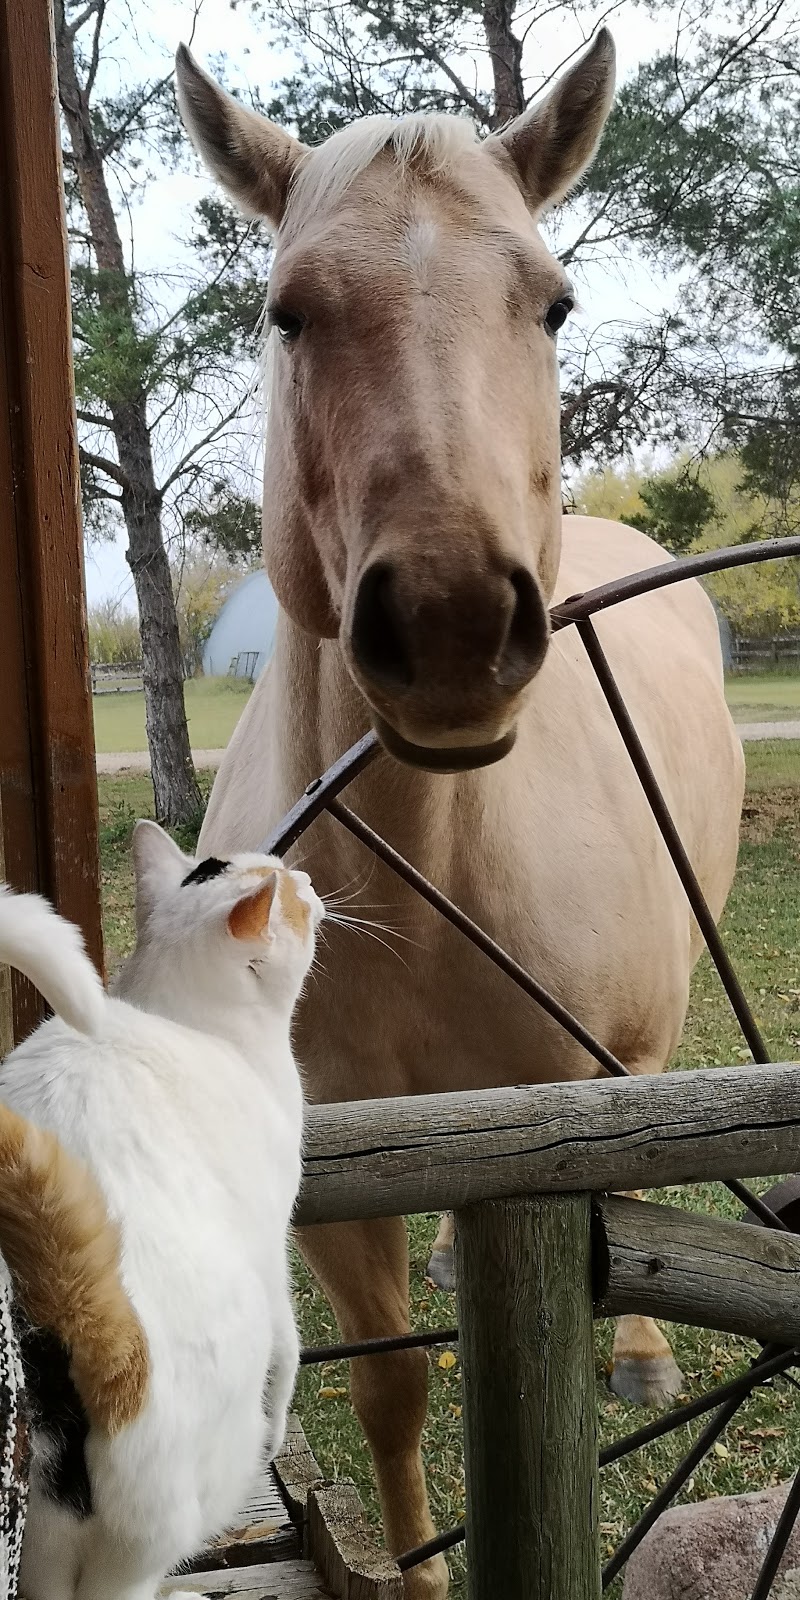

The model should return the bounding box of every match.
[90,660,143,694]
[228,650,266,682]
[730,633,800,671]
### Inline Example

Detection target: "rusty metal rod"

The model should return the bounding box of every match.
[300,1326,458,1365]
[326,797,632,1079]
[262,730,380,857]
[552,535,800,632]
[576,619,769,1066]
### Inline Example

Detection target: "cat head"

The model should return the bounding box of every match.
[130,821,324,1009]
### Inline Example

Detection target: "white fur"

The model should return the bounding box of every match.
[0,827,323,1600]
[0,885,105,1037]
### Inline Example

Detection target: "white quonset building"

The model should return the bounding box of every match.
[202,569,279,681]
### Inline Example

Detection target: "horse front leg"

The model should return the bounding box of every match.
[426,1212,455,1291]
[297,1216,449,1600]
[609,1190,685,1406]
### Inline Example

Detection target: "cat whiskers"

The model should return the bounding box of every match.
[322,909,422,967]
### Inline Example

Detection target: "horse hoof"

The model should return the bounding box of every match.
[426,1247,456,1292]
[402,1551,450,1598]
[609,1355,685,1407]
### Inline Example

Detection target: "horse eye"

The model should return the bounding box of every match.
[545,296,574,336]
[268,306,305,342]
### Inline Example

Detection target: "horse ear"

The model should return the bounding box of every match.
[490,28,615,211]
[175,45,307,227]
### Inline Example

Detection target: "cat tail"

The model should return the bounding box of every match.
[0,1103,149,1434]
[0,883,105,1037]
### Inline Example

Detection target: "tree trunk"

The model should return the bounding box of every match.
[54,0,201,827]
[482,1,525,126]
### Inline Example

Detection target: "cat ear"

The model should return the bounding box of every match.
[132,821,191,934]
[227,875,277,942]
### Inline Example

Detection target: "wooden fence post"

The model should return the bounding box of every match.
[455,1193,600,1600]
[0,0,103,1046]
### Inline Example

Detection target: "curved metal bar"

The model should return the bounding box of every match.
[261,729,380,857]
[576,618,769,1066]
[551,535,800,632]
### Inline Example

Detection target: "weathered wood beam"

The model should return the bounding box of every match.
[0,0,102,1044]
[456,1195,600,1600]
[296,1063,800,1225]
[594,1194,800,1345]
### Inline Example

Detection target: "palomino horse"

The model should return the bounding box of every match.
[177,31,744,1598]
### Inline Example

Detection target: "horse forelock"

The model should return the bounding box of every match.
[284,112,481,229]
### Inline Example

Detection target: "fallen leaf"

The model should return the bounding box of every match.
[318,1386,348,1400]
[448,1403,462,1418]
[713,1442,730,1459]
[438,1351,457,1371]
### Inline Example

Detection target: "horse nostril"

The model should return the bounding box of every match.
[351,563,415,690]
[495,568,550,690]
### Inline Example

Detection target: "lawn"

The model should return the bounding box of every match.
[91,672,800,754]
[97,744,800,1597]
[726,671,800,723]
[92,676,253,753]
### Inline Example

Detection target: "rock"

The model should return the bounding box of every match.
[622,1482,800,1600]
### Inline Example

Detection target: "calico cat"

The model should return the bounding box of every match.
[0,820,323,1600]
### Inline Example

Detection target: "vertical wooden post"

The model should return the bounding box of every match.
[455,1194,600,1600]
[0,0,103,1044]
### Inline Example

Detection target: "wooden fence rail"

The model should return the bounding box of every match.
[296,1060,800,1225]
[297,1061,800,1598]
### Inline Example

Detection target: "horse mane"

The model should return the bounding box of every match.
[285,113,482,225]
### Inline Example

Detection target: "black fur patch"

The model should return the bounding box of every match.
[15,1318,91,1518]
[181,856,229,887]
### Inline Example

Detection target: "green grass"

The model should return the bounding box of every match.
[92,676,253,753]
[726,671,800,723]
[97,743,800,1597]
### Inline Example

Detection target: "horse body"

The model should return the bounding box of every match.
[202,515,741,1105]
[178,32,744,1596]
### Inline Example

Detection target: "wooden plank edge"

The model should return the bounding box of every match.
[273,1413,326,1534]
[308,1482,403,1599]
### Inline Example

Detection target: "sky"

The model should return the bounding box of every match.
[82,0,682,606]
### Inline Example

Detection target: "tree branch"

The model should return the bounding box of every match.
[85,0,105,96]
[99,70,174,159]
[157,404,243,497]
[65,0,100,40]
[79,445,131,491]
[77,406,113,429]
[359,2,492,126]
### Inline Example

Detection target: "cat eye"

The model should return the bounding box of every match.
[545,295,574,336]
[268,305,306,343]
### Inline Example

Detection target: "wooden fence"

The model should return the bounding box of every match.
[730,633,800,671]
[296,1062,800,1600]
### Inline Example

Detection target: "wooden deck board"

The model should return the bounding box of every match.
[161,1559,333,1597]
[193,1463,299,1569]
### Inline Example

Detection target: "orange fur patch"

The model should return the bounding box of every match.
[279,873,310,937]
[228,875,276,940]
[0,1105,149,1435]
